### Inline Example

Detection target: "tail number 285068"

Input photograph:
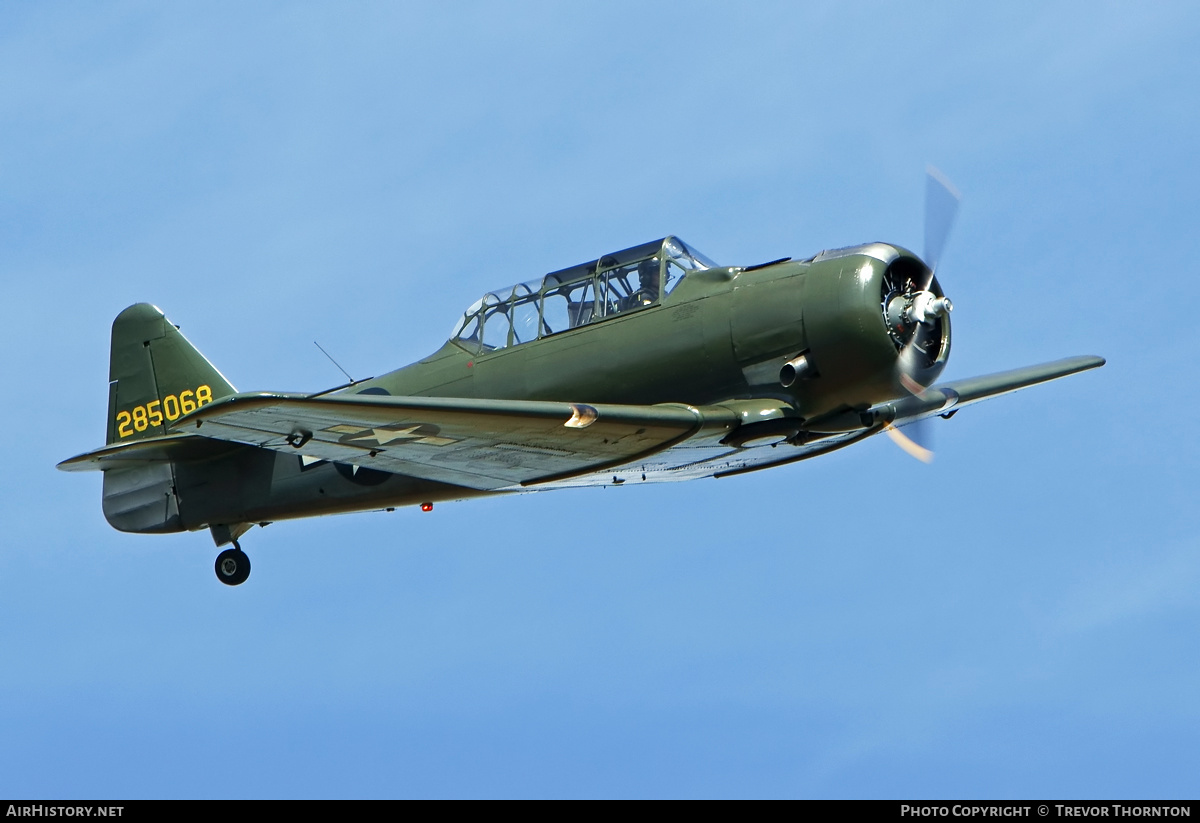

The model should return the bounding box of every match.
[116,386,214,438]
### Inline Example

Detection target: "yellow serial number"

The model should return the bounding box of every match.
[116,385,213,438]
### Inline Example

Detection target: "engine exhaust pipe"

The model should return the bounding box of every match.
[780,353,814,388]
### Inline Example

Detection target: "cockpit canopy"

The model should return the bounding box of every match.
[450,236,717,354]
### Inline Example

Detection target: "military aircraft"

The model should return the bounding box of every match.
[59,171,1103,585]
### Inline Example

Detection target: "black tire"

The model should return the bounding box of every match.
[215,548,251,586]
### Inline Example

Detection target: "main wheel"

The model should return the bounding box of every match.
[215,548,251,586]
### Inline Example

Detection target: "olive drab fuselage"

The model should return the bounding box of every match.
[78,236,958,536]
[362,244,947,421]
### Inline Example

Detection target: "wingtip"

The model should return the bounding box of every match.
[1063,354,1106,371]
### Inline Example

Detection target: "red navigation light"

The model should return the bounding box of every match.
[420,502,433,512]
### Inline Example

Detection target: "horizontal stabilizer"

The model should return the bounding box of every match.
[57,433,240,472]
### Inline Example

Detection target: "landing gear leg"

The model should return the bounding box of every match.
[215,540,251,586]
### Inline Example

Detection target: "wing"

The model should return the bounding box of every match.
[62,356,1102,486]
[158,356,1101,488]
[166,393,741,490]
[847,354,1106,431]
[937,355,1105,408]
[702,355,1106,479]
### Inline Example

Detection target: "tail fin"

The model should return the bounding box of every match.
[107,303,236,445]
[99,304,236,534]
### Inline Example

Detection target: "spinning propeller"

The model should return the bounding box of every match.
[885,166,961,462]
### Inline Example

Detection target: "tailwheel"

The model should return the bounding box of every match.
[215,543,251,586]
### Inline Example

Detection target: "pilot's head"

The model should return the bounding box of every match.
[638,258,661,300]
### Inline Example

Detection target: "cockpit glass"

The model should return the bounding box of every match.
[511,294,540,344]
[449,236,718,352]
[450,297,485,339]
[481,304,510,350]
[664,237,715,271]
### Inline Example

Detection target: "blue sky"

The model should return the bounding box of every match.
[2,1,1197,798]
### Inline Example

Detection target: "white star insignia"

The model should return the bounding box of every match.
[350,426,424,446]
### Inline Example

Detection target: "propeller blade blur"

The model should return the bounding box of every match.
[886,166,961,463]
[924,165,961,276]
[885,419,934,463]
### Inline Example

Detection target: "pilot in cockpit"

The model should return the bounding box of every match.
[637,257,660,306]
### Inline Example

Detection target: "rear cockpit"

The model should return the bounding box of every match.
[450,236,717,354]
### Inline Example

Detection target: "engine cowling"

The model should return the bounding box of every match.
[793,243,951,422]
